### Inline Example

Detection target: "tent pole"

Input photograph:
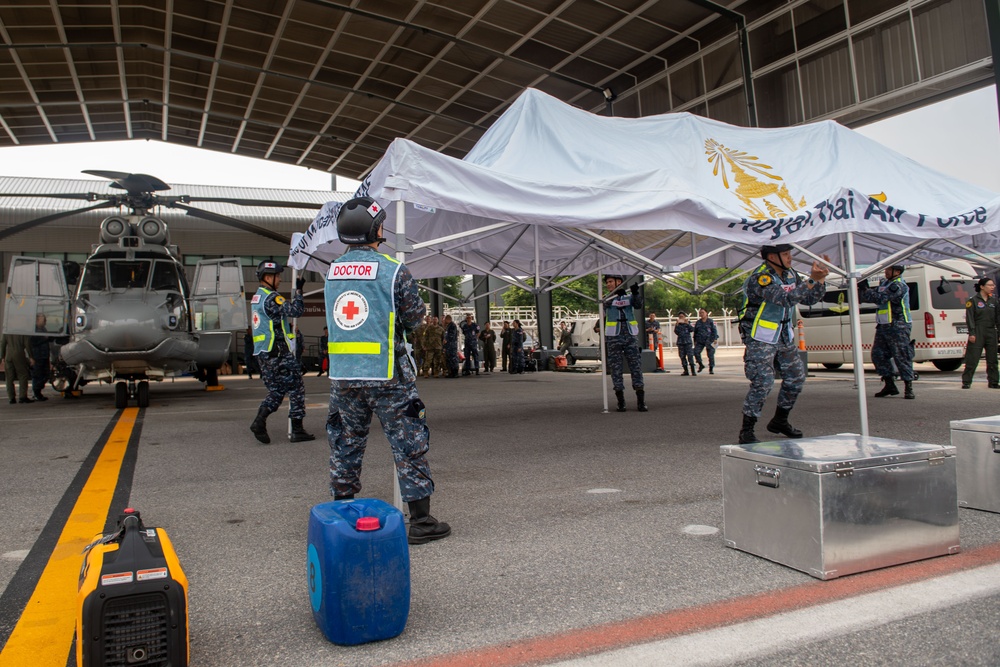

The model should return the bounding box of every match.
[845,232,870,437]
[598,267,609,413]
[393,199,405,512]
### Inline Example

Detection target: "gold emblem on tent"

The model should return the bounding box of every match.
[705,139,807,219]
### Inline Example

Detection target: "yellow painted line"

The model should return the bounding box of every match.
[0,408,139,667]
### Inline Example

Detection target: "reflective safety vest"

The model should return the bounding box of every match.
[740,263,796,345]
[325,249,402,381]
[251,286,294,356]
[605,295,639,338]
[876,277,911,325]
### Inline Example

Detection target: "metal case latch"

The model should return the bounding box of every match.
[835,463,854,478]
[929,450,947,465]
[991,435,1000,454]
[754,465,780,488]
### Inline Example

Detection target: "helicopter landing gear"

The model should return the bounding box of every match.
[114,381,128,409]
[136,381,150,408]
[114,379,150,408]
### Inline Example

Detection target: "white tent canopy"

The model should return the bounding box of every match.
[289,88,1000,283]
[291,88,1000,433]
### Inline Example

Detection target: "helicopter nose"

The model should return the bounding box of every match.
[87,301,168,350]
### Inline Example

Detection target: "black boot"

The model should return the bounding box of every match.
[738,414,758,444]
[636,389,648,412]
[407,497,451,545]
[874,377,899,397]
[615,389,626,412]
[290,418,316,442]
[767,407,803,438]
[250,408,270,444]
[904,381,915,399]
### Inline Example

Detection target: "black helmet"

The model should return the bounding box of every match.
[888,264,905,276]
[603,274,624,283]
[761,244,793,259]
[337,196,386,245]
[256,260,283,280]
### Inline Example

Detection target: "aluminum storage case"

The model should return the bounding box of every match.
[950,415,1000,513]
[721,435,959,580]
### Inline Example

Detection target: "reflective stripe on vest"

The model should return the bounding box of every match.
[325,250,402,380]
[251,286,293,356]
[604,298,639,337]
[876,277,911,325]
[743,264,794,344]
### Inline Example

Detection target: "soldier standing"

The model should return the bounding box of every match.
[737,244,829,444]
[960,277,999,389]
[693,308,719,374]
[443,314,460,377]
[500,321,512,371]
[1,333,33,404]
[602,274,646,412]
[411,316,427,376]
[460,314,480,376]
[422,316,444,378]
[479,322,497,373]
[248,261,316,444]
[30,313,51,401]
[509,319,526,373]
[325,196,450,544]
[859,264,915,398]
[674,312,696,376]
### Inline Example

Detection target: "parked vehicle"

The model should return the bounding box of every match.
[799,259,977,372]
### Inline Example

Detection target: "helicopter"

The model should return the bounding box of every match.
[1,171,323,408]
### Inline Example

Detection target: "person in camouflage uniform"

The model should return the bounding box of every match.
[674,312,697,376]
[325,196,450,545]
[421,316,444,377]
[443,314,460,377]
[460,313,480,376]
[249,261,315,445]
[509,320,526,373]
[960,277,999,389]
[411,315,427,375]
[602,274,646,411]
[737,244,829,444]
[859,264,915,399]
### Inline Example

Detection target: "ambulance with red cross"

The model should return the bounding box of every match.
[798,259,977,372]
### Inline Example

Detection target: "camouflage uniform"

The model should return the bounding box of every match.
[421,321,444,377]
[460,319,480,375]
[961,292,999,387]
[693,316,719,373]
[740,264,825,418]
[443,320,460,377]
[256,290,307,419]
[326,247,435,502]
[411,321,426,373]
[674,320,696,375]
[859,277,914,382]
[509,327,526,373]
[604,289,644,391]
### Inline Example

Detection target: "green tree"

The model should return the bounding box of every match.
[500,276,599,311]
[418,276,463,307]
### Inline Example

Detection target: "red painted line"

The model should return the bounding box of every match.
[392,543,1000,667]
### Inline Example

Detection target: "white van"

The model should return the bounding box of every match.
[799,259,977,372]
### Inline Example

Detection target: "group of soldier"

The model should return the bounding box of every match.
[410,313,513,377]
[1,313,57,404]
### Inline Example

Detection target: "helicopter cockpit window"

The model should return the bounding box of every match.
[151,261,183,293]
[109,260,152,290]
[79,261,107,292]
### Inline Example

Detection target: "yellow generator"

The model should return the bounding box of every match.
[77,508,189,667]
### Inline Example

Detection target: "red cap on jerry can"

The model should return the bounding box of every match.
[355,517,381,531]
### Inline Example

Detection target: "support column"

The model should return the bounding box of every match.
[535,289,554,352]
[429,278,443,318]
[472,274,491,326]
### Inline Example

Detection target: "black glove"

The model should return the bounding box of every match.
[630,283,640,295]
[614,287,626,297]
[295,276,306,292]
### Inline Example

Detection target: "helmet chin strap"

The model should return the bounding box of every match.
[768,253,790,272]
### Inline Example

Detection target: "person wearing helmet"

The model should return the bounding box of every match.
[736,244,830,444]
[858,264,915,398]
[248,260,315,445]
[603,274,647,412]
[960,276,999,389]
[325,196,450,544]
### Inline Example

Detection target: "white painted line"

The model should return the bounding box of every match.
[586,488,622,494]
[544,562,1000,666]
[682,525,719,536]
[1,550,29,561]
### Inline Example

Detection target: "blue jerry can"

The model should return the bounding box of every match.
[307,498,410,645]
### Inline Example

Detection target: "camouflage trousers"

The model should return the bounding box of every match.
[444,343,460,377]
[257,351,306,420]
[463,345,479,374]
[694,342,716,370]
[677,342,696,372]
[607,335,644,391]
[422,349,443,376]
[327,381,434,502]
[872,323,914,382]
[742,338,804,418]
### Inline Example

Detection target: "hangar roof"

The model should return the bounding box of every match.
[0,0,993,182]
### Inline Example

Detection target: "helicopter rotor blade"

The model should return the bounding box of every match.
[177,196,325,209]
[82,171,171,194]
[169,202,293,245]
[0,201,119,242]
[0,192,110,201]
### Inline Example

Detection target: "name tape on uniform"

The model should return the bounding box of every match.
[328,261,380,280]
